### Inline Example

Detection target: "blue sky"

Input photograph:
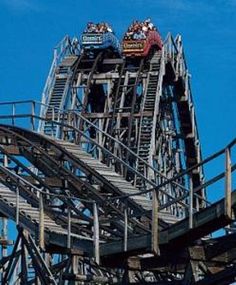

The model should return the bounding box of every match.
[0,1,235,173]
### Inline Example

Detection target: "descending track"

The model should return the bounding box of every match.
[70,36,205,216]
[43,55,79,136]
[0,124,180,227]
[0,182,92,250]
[136,50,162,188]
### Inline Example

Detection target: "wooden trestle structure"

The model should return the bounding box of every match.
[0,34,235,284]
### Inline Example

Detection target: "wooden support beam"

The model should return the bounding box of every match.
[62,273,118,283]
[31,101,36,131]
[183,246,205,284]
[23,229,57,285]
[124,207,128,252]
[93,202,100,265]
[1,217,8,258]
[21,243,28,284]
[71,255,79,285]
[189,176,193,229]
[0,145,20,155]
[195,263,236,285]
[101,190,236,258]
[16,186,19,225]
[39,192,45,250]
[2,229,21,283]
[152,189,159,255]
[67,207,71,249]
[225,147,232,218]
[83,111,153,119]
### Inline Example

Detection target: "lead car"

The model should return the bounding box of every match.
[122,19,162,57]
[81,22,121,56]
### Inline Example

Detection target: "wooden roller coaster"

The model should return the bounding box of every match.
[0,31,235,284]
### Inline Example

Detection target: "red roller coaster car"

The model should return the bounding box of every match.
[123,23,162,57]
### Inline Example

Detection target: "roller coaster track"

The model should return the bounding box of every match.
[0,179,92,250]
[0,124,181,228]
[168,35,205,204]
[0,33,235,284]
[0,125,157,238]
[42,55,79,135]
[136,50,163,188]
[0,120,235,283]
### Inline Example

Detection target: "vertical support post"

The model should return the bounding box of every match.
[52,107,55,138]
[53,47,57,64]
[61,112,65,140]
[31,101,35,131]
[21,243,28,284]
[12,103,16,126]
[52,107,55,121]
[191,107,195,137]
[39,192,45,250]
[133,153,138,188]
[3,155,8,168]
[151,189,159,255]
[1,155,8,259]
[72,255,79,285]
[124,207,128,252]
[1,218,7,258]
[195,194,200,213]
[225,147,232,218]
[98,119,102,161]
[67,207,71,249]
[93,202,100,264]
[16,186,19,225]
[189,175,193,229]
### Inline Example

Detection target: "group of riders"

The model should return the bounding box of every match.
[124,19,157,40]
[85,22,113,33]
[84,19,157,41]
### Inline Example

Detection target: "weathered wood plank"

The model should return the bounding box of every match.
[100,190,236,257]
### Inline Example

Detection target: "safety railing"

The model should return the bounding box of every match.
[164,33,205,198]
[0,149,151,262]
[0,128,155,237]
[0,99,209,219]
[40,35,79,124]
[166,33,202,151]
[0,100,234,256]
[108,138,236,252]
[0,135,235,257]
[163,33,178,67]
[0,164,102,258]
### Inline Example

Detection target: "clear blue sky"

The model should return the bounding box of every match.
[0,1,235,162]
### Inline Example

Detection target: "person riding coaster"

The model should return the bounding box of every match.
[122,18,162,57]
[81,22,120,55]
